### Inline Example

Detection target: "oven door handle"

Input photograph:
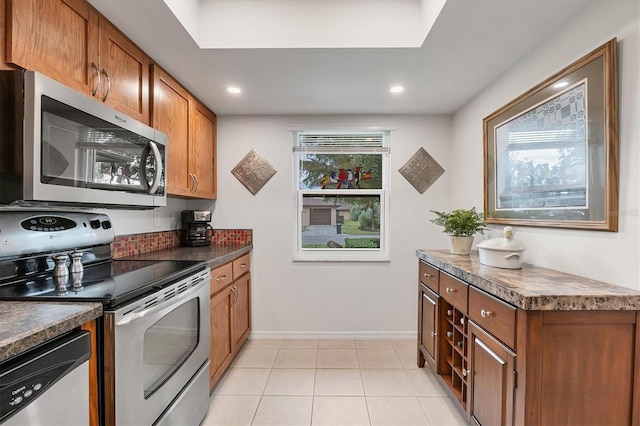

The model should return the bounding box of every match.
[116,278,207,326]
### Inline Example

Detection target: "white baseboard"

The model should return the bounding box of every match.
[248,331,417,340]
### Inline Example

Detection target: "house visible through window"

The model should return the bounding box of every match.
[293,130,390,261]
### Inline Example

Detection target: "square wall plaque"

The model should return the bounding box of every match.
[231,148,277,195]
[398,147,445,194]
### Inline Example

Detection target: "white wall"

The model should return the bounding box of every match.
[450,0,640,289]
[207,115,452,337]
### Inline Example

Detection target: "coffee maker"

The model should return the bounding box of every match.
[181,210,213,247]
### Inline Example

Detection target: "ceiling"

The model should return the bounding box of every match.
[88,0,593,116]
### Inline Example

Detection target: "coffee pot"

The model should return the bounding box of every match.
[181,210,213,247]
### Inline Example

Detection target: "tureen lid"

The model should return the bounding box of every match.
[476,227,525,251]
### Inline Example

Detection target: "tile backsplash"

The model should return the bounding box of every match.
[111,229,252,258]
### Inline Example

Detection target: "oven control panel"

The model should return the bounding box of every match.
[20,215,78,232]
[0,210,115,257]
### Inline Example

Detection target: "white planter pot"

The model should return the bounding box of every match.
[448,236,474,255]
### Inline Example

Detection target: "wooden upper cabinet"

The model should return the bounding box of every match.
[6,0,150,124]
[150,66,217,199]
[190,99,217,199]
[98,18,149,123]
[6,0,99,93]
[151,65,191,196]
[0,0,16,70]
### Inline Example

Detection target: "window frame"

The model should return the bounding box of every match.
[292,130,390,262]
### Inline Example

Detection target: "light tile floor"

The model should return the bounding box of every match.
[202,339,468,426]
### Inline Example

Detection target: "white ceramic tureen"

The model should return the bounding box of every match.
[476,226,525,269]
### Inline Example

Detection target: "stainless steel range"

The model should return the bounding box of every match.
[0,208,211,426]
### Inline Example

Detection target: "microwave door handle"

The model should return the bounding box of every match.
[143,141,163,194]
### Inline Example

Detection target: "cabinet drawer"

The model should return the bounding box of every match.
[440,273,468,314]
[210,262,233,295]
[233,253,250,279]
[419,261,439,293]
[468,286,516,349]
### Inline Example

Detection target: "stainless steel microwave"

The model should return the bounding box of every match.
[0,70,167,208]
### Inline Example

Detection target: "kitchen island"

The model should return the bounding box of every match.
[416,249,640,426]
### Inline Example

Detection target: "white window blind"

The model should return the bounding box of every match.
[294,130,390,152]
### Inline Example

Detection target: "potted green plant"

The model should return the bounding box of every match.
[430,207,488,255]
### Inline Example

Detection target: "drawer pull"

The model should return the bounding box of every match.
[445,287,456,294]
[240,263,247,268]
[480,309,493,318]
[423,273,433,278]
[216,275,228,282]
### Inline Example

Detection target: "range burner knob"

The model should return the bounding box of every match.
[101,220,112,229]
[90,219,101,229]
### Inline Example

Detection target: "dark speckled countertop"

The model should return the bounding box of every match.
[417,249,640,311]
[0,301,102,362]
[119,244,252,267]
[0,244,250,363]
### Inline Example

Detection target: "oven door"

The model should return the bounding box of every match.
[103,270,210,426]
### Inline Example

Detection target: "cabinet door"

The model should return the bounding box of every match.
[190,99,217,199]
[151,66,191,196]
[0,0,16,70]
[418,283,438,368]
[231,273,251,350]
[468,321,515,426]
[6,0,99,94]
[210,286,234,391]
[98,18,149,124]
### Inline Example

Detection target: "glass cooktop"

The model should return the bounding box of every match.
[0,259,205,308]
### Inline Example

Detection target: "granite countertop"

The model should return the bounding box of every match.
[0,301,102,362]
[120,244,252,268]
[417,249,640,311]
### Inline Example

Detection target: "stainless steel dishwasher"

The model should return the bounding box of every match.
[0,330,90,425]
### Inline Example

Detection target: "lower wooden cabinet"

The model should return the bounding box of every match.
[417,283,438,369]
[468,320,515,426]
[231,273,251,349]
[209,286,234,388]
[209,254,251,392]
[417,258,640,426]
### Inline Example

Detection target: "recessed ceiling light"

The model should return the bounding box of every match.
[226,86,242,94]
[390,85,405,93]
[553,81,569,89]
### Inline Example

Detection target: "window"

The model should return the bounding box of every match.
[293,130,390,261]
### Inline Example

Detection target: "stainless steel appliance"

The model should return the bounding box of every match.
[0,330,90,425]
[0,208,210,426]
[0,70,167,208]
[181,210,213,247]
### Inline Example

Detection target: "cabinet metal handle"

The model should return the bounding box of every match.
[101,69,111,102]
[423,273,433,278]
[239,263,247,268]
[188,173,195,193]
[445,287,456,294]
[463,368,471,377]
[216,274,227,282]
[480,309,493,318]
[231,285,238,305]
[431,332,437,337]
[193,173,199,193]
[91,63,100,96]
